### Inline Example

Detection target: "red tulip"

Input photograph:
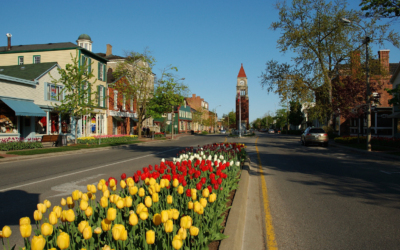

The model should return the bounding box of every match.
[186,189,191,197]
[121,173,127,180]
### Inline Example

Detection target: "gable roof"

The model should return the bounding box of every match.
[0,62,58,81]
[238,63,247,78]
[96,53,125,60]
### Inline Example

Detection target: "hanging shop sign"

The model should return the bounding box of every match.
[108,110,137,118]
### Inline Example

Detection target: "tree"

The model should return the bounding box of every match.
[274,108,288,130]
[50,51,97,144]
[360,0,400,18]
[221,111,236,130]
[386,84,400,106]
[261,0,399,126]
[288,101,304,128]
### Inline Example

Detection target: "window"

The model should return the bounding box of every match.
[99,86,104,107]
[123,94,126,111]
[130,98,133,112]
[33,55,41,64]
[18,56,24,65]
[114,90,118,110]
[46,83,63,101]
[181,121,184,130]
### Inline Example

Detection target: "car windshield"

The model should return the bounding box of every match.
[309,129,325,133]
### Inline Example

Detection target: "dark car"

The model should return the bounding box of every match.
[301,127,329,147]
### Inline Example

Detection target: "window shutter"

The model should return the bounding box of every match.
[88,83,91,105]
[98,62,100,80]
[103,64,107,82]
[88,58,91,74]
[103,86,106,108]
[98,85,101,107]
[44,83,48,101]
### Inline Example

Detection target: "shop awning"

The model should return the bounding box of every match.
[131,118,138,122]
[113,116,124,122]
[387,112,400,118]
[0,98,46,117]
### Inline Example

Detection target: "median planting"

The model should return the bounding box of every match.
[1,142,247,250]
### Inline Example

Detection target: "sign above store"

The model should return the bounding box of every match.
[109,110,137,118]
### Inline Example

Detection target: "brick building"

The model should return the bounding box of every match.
[236,64,250,130]
[185,94,212,132]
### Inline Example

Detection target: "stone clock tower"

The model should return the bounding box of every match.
[236,64,249,130]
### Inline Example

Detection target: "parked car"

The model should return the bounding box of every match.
[220,130,226,134]
[301,127,329,147]
[268,129,275,134]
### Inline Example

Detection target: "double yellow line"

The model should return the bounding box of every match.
[255,137,278,250]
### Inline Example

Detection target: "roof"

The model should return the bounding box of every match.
[390,62,400,84]
[237,63,247,78]
[390,63,399,75]
[0,62,58,81]
[78,34,92,40]
[96,53,125,60]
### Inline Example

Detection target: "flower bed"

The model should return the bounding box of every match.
[335,135,400,148]
[78,135,138,145]
[1,142,247,250]
[154,132,165,138]
[0,137,43,151]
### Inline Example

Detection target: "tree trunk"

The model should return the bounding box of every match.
[74,118,79,145]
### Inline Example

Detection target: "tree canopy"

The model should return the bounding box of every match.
[360,0,400,18]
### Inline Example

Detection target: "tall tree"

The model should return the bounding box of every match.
[50,51,97,144]
[360,0,400,18]
[261,0,399,126]
[288,101,304,128]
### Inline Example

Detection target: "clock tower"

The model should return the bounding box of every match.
[236,63,249,130]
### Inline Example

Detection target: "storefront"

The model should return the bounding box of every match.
[80,110,107,137]
[107,110,137,135]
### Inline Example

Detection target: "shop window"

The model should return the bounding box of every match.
[123,94,126,111]
[35,117,47,134]
[181,121,184,130]
[0,102,17,133]
[61,114,71,134]
[46,83,64,101]
[114,90,118,110]
[50,113,59,134]
[130,98,133,112]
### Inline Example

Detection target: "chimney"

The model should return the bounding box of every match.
[192,94,195,98]
[106,44,112,56]
[6,33,12,51]
[378,50,390,75]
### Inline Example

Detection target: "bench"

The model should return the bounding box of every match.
[41,135,59,147]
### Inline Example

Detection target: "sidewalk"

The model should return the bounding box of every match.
[0,134,193,163]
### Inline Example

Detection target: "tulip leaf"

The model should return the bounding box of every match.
[76,236,81,243]
[11,245,16,250]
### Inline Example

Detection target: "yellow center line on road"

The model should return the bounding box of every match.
[224,136,227,143]
[255,137,278,250]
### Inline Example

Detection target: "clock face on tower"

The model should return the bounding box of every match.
[239,80,245,85]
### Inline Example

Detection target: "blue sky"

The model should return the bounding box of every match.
[1,0,399,121]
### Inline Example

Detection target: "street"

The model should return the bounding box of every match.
[1,133,400,249]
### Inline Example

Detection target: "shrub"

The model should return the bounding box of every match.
[0,137,43,151]
[201,131,209,135]
[77,135,138,145]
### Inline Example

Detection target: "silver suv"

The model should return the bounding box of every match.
[301,127,328,147]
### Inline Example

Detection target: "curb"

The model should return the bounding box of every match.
[0,136,191,164]
[219,158,250,250]
[330,142,400,161]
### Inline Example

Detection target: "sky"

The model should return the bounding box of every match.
[1,0,399,122]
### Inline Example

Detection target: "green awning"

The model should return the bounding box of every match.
[1,98,46,117]
[113,116,124,122]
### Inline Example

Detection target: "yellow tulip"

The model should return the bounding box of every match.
[103,190,110,198]
[146,230,155,245]
[66,196,74,205]
[200,198,207,208]
[153,213,162,226]
[87,192,93,199]
[49,212,58,225]
[86,183,92,192]
[188,201,194,210]
[102,245,112,250]
[145,196,152,207]
[144,178,150,185]
[129,213,138,226]
[97,182,104,191]
[53,206,62,218]
[112,186,116,192]
[191,193,197,201]
[19,224,32,238]
[164,219,173,233]
[202,188,209,198]
[177,185,184,194]
[120,229,128,241]
[178,227,187,240]
[165,179,170,188]
[80,200,89,211]
[125,196,133,207]
[112,224,124,240]
[155,183,161,192]
[180,216,192,229]
[31,235,46,250]
[1,226,11,238]
[191,189,197,196]
[138,188,145,197]
[136,203,146,214]
[61,211,67,222]
[102,185,108,193]
[148,185,156,195]
[167,209,173,219]
[129,186,138,195]
[94,227,102,234]
[109,179,116,188]
[152,193,159,203]
[44,199,51,208]
[149,178,156,186]
[116,199,124,209]
[57,232,70,250]
[126,177,134,187]
[172,209,180,220]
[194,202,201,213]
[189,226,199,236]
[101,219,112,232]
[78,221,89,233]
[100,196,108,208]
[81,193,89,201]
[167,195,173,204]
[90,184,97,193]
[72,190,80,200]
[120,180,127,189]
[197,205,204,215]
[37,203,47,214]
[172,235,183,249]
[83,226,92,240]
[41,223,53,236]
[139,211,149,220]
[61,198,67,206]
[173,179,179,187]
[85,206,93,217]
[65,209,75,222]
[209,193,217,203]
[19,217,31,226]
[161,210,169,223]
[107,208,117,221]
[160,179,166,188]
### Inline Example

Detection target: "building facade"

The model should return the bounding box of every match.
[236,64,250,130]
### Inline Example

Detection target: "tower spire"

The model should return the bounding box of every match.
[237,63,247,78]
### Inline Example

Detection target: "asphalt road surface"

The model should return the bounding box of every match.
[0,134,227,248]
[242,132,400,250]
